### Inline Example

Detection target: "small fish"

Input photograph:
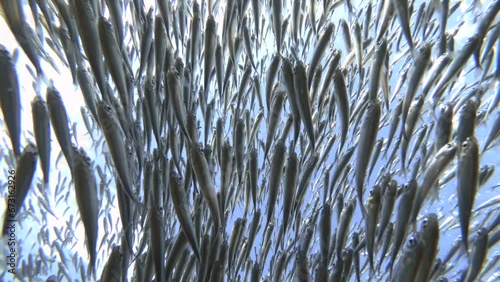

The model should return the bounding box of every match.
[31,96,50,185]
[190,142,221,233]
[264,88,285,161]
[464,228,489,282]
[294,60,316,150]
[272,0,282,52]
[2,143,38,237]
[71,146,98,277]
[266,140,286,226]
[170,167,202,259]
[0,46,21,157]
[390,179,417,273]
[355,99,381,217]
[332,68,350,152]
[97,101,143,209]
[483,111,500,152]
[391,235,424,281]
[411,142,456,225]
[415,213,439,282]
[99,245,123,282]
[46,86,74,171]
[73,0,108,100]
[457,137,479,252]
[435,103,453,152]
[377,180,397,243]
[365,185,381,274]
[336,199,355,260]
[307,23,334,89]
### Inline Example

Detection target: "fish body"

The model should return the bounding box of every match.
[2,143,38,236]
[0,46,21,157]
[457,137,479,251]
[355,99,381,217]
[71,147,98,276]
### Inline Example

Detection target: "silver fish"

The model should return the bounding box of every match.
[457,137,479,251]
[0,46,21,157]
[2,143,38,237]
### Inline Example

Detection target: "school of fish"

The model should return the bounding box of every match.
[0,0,500,281]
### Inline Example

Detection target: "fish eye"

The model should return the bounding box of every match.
[106,21,112,28]
[422,219,428,228]
[106,105,112,111]
[462,142,468,149]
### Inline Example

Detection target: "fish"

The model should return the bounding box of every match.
[390,179,416,273]
[307,23,334,89]
[332,68,350,152]
[266,140,286,227]
[99,245,123,281]
[415,213,439,282]
[264,88,285,161]
[365,185,381,274]
[98,16,129,114]
[30,95,50,185]
[0,46,21,157]
[435,103,453,152]
[272,0,282,53]
[169,171,200,260]
[190,142,221,233]
[464,228,489,282]
[457,137,479,252]
[411,142,457,225]
[2,143,38,237]
[73,0,108,101]
[97,101,143,210]
[355,99,381,217]
[71,146,98,277]
[336,199,355,260]
[46,86,74,172]
[391,235,424,281]
[377,179,397,243]
[294,60,316,150]
[483,111,500,152]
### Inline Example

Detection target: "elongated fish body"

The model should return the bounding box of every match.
[272,0,282,53]
[365,185,381,274]
[71,146,98,276]
[190,142,221,232]
[98,16,129,112]
[294,60,316,150]
[332,68,350,151]
[430,36,479,106]
[204,15,217,100]
[473,0,500,67]
[390,179,416,271]
[265,89,285,161]
[2,143,37,237]
[100,245,123,282]
[355,99,381,217]
[307,23,334,89]
[464,228,488,282]
[457,137,479,251]
[73,0,108,101]
[455,99,477,146]
[391,235,424,282]
[0,46,21,157]
[402,44,431,126]
[167,66,191,139]
[411,142,456,224]
[266,140,286,226]
[435,103,453,152]
[31,96,51,185]
[97,101,142,209]
[377,180,397,242]
[46,86,74,171]
[415,213,439,282]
